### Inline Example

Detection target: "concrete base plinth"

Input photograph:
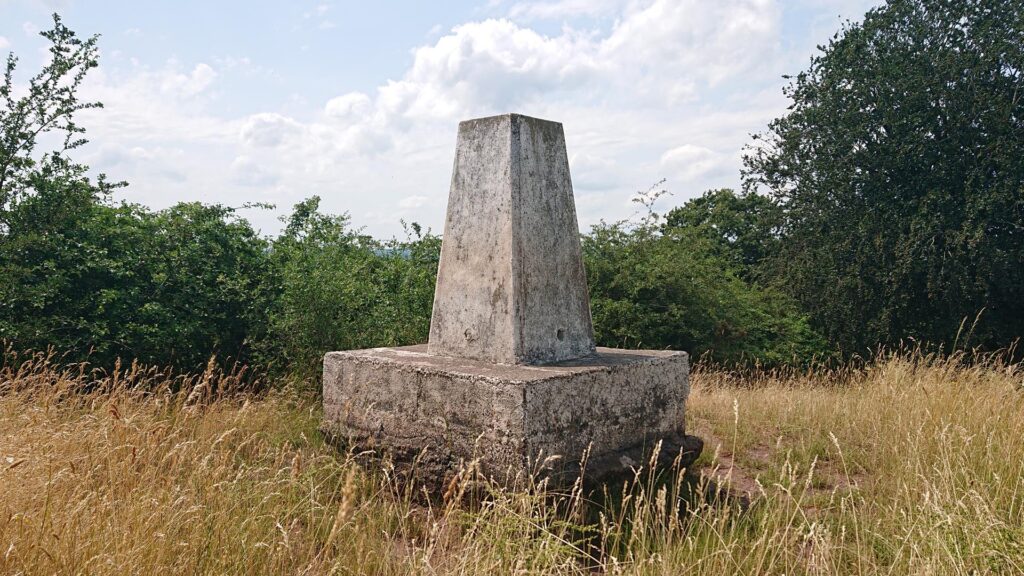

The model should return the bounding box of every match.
[322,344,702,488]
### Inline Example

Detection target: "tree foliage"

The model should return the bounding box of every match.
[261,197,439,376]
[1,14,104,220]
[744,0,1024,355]
[584,190,828,366]
[7,6,1022,376]
[0,17,277,370]
[0,195,274,369]
[663,188,782,277]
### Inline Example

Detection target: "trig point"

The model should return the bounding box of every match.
[323,113,701,487]
[428,114,595,365]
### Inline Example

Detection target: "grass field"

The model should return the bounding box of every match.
[1,350,1022,575]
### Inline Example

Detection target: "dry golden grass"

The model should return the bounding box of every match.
[1,349,1022,575]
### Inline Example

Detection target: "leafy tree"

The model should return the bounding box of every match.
[744,0,1024,355]
[0,176,145,359]
[1,14,105,221]
[663,188,782,277]
[584,188,828,366]
[136,203,273,368]
[263,197,439,376]
[0,14,123,359]
[1,17,273,372]
[1,195,273,369]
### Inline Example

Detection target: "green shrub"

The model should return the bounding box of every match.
[260,197,439,377]
[584,210,828,366]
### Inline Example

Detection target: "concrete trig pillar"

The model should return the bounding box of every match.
[428,114,596,365]
[322,113,701,489]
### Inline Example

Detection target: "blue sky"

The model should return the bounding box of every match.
[1,0,877,237]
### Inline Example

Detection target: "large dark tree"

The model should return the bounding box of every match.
[744,0,1024,355]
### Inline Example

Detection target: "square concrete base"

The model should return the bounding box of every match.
[322,345,702,488]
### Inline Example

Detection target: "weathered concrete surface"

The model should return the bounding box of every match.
[428,113,595,366]
[323,345,701,487]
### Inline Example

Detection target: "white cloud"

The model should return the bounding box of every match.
[240,113,303,148]
[372,18,599,125]
[0,37,10,50]
[231,155,280,187]
[301,3,336,32]
[599,0,781,86]
[73,0,874,238]
[570,153,621,191]
[212,56,280,82]
[324,92,372,121]
[330,0,780,135]
[509,0,628,20]
[88,144,188,183]
[79,61,228,144]
[660,144,722,182]
[160,63,217,97]
[398,195,429,209]
[22,22,38,36]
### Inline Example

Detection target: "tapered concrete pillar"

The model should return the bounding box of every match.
[323,113,701,489]
[428,114,596,365]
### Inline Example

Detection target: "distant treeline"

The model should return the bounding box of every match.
[2,0,1022,376]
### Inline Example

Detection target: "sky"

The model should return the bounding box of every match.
[0,0,878,238]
